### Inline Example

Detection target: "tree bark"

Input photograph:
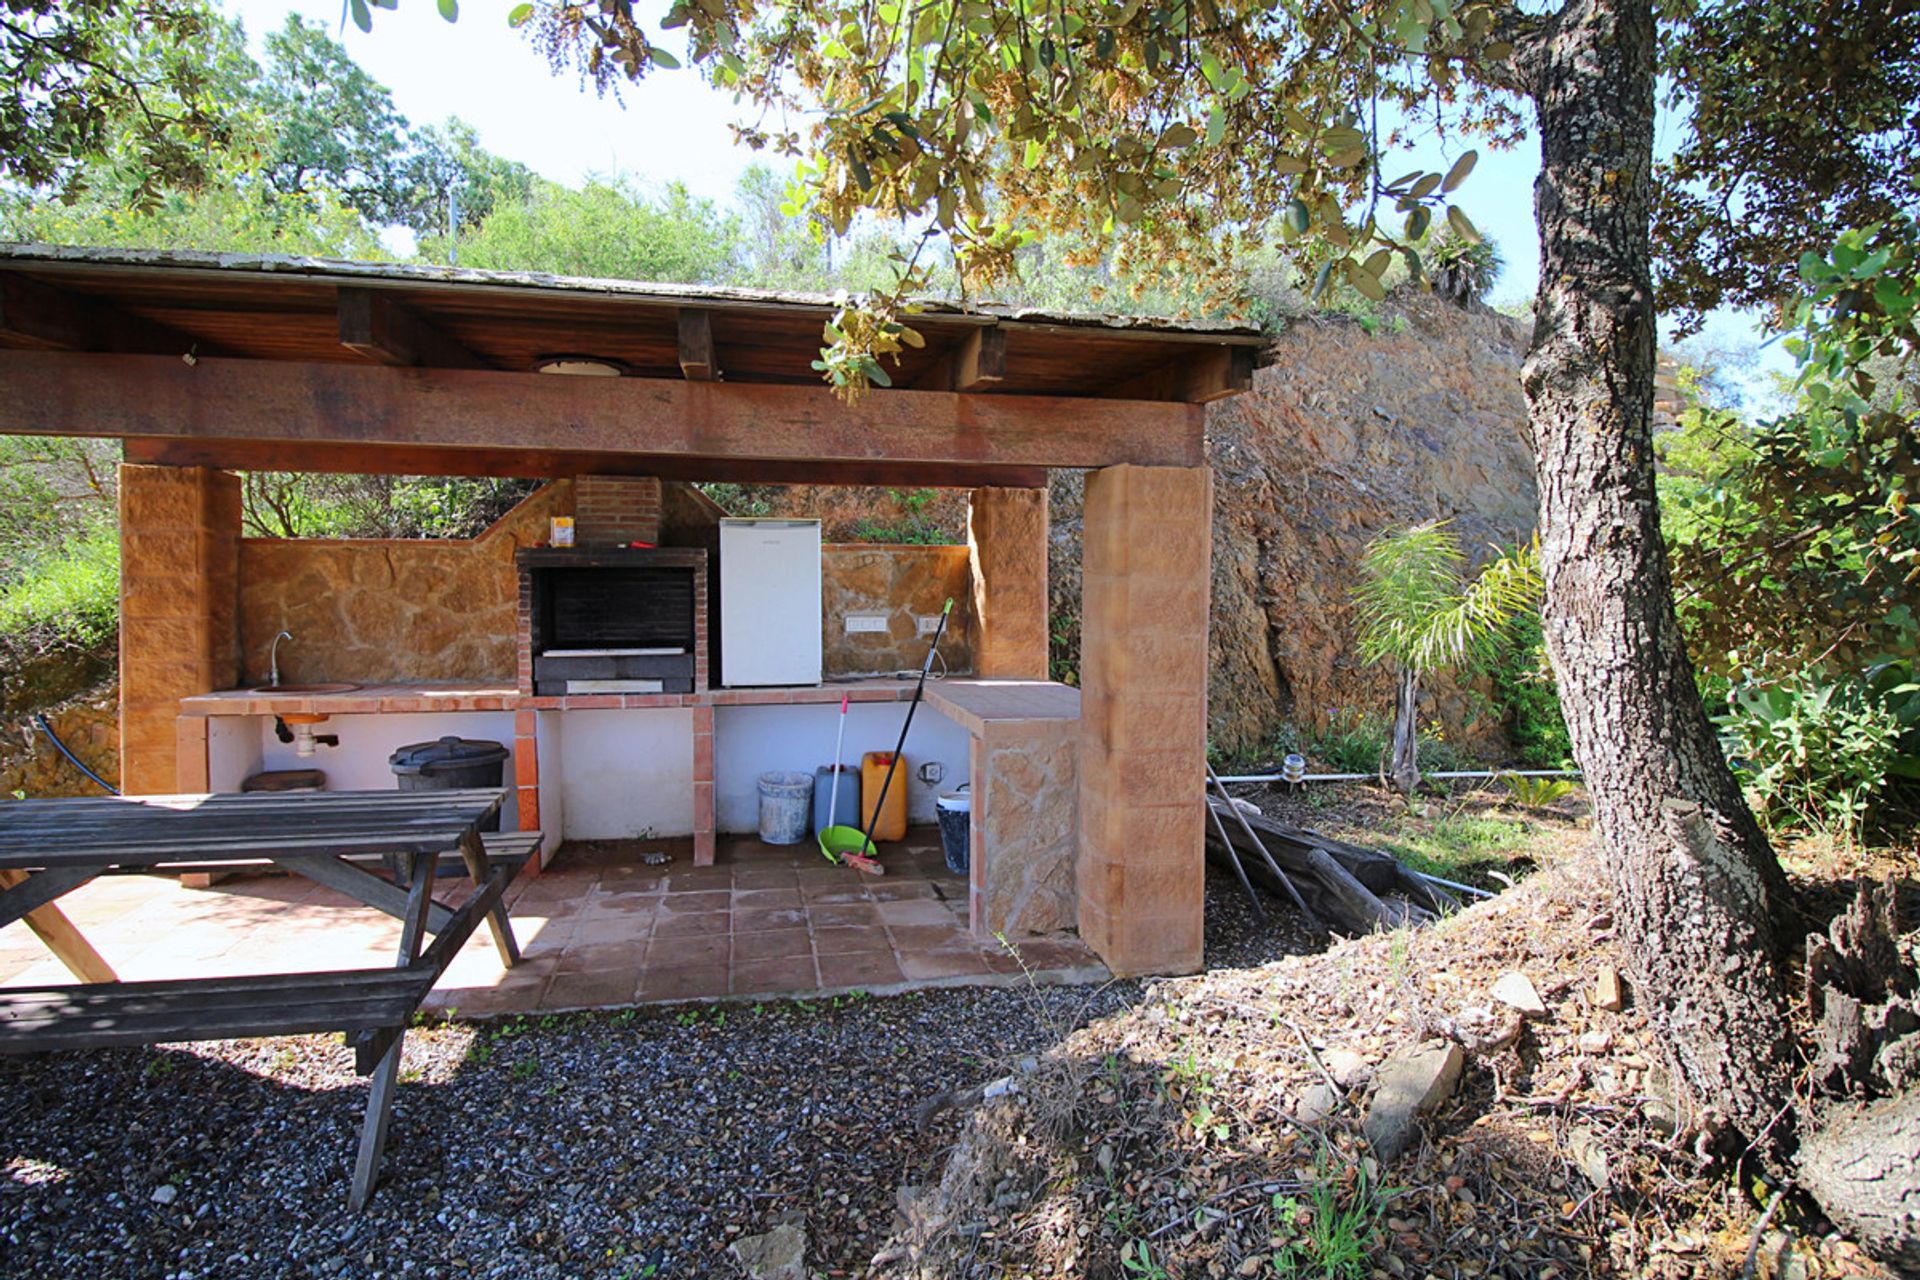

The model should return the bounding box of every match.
[1389,669,1420,795]
[1518,0,1799,1155]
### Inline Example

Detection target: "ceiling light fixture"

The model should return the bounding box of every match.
[534,355,626,377]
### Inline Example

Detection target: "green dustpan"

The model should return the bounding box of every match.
[819,824,873,862]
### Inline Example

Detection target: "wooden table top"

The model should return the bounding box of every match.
[0,789,504,871]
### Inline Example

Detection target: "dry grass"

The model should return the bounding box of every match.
[878,825,1911,1280]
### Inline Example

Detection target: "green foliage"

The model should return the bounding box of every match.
[241,474,538,540]
[1372,812,1535,882]
[696,482,776,517]
[1655,2,1920,327]
[1717,664,1920,843]
[1501,773,1577,808]
[1488,611,1573,768]
[1268,1151,1395,1280]
[0,525,120,652]
[1310,710,1389,775]
[0,0,234,206]
[1662,221,1919,682]
[448,176,739,283]
[845,489,950,545]
[1354,523,1541,677]
[1049,612,1080,688]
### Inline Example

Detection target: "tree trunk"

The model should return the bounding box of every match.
[1518,0,1799,1155]
[1389,669,1420,795]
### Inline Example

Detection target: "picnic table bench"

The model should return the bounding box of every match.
[0,789,538,1208]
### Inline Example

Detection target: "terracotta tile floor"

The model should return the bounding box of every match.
[0,829,1106,1017]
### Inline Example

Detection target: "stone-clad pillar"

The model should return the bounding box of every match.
[1075,464,1212,976]
[118,464,240,794]
[966,486,1049,679]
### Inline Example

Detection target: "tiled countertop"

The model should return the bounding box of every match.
[925,679,1080,735]
[180,677,933,717]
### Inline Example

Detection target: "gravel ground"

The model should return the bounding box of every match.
[2,895,1325,1280]
[2,982,1161,1280]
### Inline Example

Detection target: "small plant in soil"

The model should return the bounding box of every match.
[1267,1150,1396,1280]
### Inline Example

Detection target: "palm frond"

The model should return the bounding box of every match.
[1353,520,1541,673]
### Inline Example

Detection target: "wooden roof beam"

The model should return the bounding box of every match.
[1103,344,1255,403]
[5,351,1203,470]
[677,309,717,381]
[337,286,487,369]
[122,437,1049,489]
[911,325,1006,392]
[0,274,203,356]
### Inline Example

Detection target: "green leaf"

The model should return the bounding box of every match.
[508,2,535,24]
[1344,259,1387,302]
[1446,204,1481,243]
[437,0,458,20]
[349,0,373,33]
[1283,198,1311,237]
[648,46,681,69]
[1404,206,1431,240]
[1363,248,1393,278]
[1441,149,1477,193]
[1206,106,1226,148]
[1161,123,1198,149]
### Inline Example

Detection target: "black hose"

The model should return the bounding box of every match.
[33,713,120,795]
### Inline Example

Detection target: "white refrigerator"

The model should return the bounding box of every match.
[719,519,823,687]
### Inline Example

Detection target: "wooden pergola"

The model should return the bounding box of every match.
[0,244,1263,976]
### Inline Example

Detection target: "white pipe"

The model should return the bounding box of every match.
[1213,768,1582,785]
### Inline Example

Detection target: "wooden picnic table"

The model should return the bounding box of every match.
[0,788,537,1208]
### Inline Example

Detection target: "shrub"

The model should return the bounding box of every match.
[1717,663,1920,842]
[1490,611,1574,768]
[1312,710,1390,774]
[0,526,120,651]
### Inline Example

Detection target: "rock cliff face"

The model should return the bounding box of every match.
[1051,293,1539,757]
[733,293,1539,758]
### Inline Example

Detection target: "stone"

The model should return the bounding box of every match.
[1363,1040,1466,1162]
[1322,1047,1372,1089]
[1296,1081,1341,1124]
[1566,1126,1610,1190]
[1595,966,1627,1012]
[730,1224,805,1280]
[151,1184,178,1205]
[1492,971,1547,1017]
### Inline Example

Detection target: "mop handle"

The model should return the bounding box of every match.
[827,694,849,829]
[862,600,952,852]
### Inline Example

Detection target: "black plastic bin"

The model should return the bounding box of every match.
[388,736,510,884]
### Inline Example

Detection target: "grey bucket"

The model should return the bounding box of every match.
[758,771,814,844]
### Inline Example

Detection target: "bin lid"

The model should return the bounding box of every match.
[937,790,972,812]
[389,735,510,774]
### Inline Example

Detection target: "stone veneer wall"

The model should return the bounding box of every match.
[822,544,975,677]
[236,482,573,686]
[971,720,1077,937]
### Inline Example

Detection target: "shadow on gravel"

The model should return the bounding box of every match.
[0,980,1150,1279]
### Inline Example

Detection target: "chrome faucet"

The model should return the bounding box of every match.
[269,631,293,687]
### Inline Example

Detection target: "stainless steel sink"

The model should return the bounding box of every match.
[249,682,362,694]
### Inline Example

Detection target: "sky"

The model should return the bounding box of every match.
[224,0,1786,400]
